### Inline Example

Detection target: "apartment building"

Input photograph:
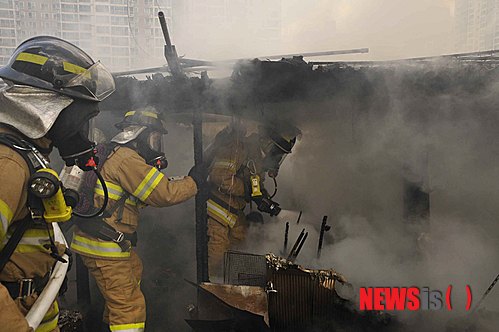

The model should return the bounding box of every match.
[0,0,172,70]
[455,0,499,52]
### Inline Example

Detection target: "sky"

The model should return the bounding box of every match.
[280,0,455,60]
[169,0,457,66]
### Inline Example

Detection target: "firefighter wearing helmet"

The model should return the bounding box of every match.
[205,119,298,277]
[71,107,204,332]
[0,36,115,331]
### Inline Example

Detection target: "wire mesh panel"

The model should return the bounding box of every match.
[223,251,267,286]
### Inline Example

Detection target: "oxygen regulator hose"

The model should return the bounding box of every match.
[270,177,278,199]
[72,168,109,218]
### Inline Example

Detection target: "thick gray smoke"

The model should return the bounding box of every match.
[240,62,499,330]
[86,62,499,331]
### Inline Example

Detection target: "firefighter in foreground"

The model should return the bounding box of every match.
[71,109,204,332]
[206,120,298,277]
[0,36,115,331]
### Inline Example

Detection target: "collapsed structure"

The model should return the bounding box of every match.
[91,53,499,331]
[186,252,394,332]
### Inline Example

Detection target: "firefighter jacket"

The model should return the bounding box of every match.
[0,127,61,332]
[71,146,197,260]
[207,134,264,228]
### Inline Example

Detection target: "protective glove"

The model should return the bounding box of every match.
[188,163,208,190]
[246,211,264,224]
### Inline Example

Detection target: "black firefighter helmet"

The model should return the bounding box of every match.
[0,35,115,102]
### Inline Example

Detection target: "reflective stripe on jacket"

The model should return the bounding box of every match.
[71,234,130,259]
[206,198,238,228]
[0,133,60,282]
[207,133,265,227]
[109,322,145,332]
[72,146,197,259]
[35,301,59,332]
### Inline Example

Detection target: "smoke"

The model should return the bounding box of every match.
[169,0,456,64]
[236,62,499,330]
[80,57,499,331]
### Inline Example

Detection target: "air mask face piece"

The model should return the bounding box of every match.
[46,100,100,170]
[147,131,163,152]
[137,130,168,170]
[262,142,288,178]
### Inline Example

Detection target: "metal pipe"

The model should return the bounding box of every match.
[283,222,289,254]
[317,216,329,259]
[158,11,172,47]
[472,273,499,313]
[157,11,184,79]
[287,228,305,261]
[193,107,209,283]
[296,210,302,224]
[293,232,308,261]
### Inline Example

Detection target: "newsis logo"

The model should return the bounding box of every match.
[359,286,473,311]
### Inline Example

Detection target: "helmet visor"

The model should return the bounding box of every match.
[64,61,115,101]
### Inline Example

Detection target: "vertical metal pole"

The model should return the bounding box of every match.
[193,107,209,283]
[283,222,289,254]
[317,216,328,259]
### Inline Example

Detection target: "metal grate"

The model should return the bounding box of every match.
[223,251,267,286]
[268,269,339,331]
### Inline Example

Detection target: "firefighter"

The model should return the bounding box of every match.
[0,36,115,331]
[71,108,204,332]
[206,120,298,277]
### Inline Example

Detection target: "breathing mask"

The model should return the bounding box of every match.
[136,129,168,170]
[260,129,296,178]
[46,99,100,170]
[112,108,169,170]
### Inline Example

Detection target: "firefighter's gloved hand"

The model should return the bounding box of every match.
[246,211,264,224]
[252,195,281,216]
[188,163,208,190]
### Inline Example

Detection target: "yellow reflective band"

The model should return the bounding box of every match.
[126,196,139,206]
[213,160,237,172]
[95,182,138,206]
[95,189,138,207]
[95,187,122,201]
[95,181,124,198]
[125,111,158,119]
[63,61,87,75]
[16,52,48,65]
[71,234,130,258]
[0,199,13,238]
[132,168,164,201]
[14,244,50,254]
[104,181,125,193]
[36,301,59,332]
[207,199,237,228]
[23,228,53,238]
[36,315,58,332]
[110,322,145,332]
[2,228,53,253]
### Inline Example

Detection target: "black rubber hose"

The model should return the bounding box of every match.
[72,168,108,218]
[270,177,278,199]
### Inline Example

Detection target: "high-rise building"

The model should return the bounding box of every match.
[172,0,282,60]
[0,0,172,70]
[0,0,282,70]
[454,0,499,52]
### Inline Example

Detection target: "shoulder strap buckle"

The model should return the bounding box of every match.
[29,208,44,223]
